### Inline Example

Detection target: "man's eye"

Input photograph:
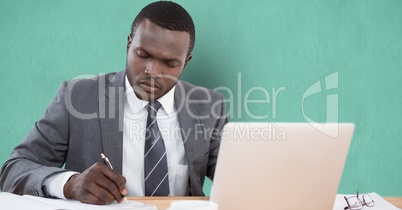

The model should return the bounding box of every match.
[166,61,179,67]
[136,51,149,58]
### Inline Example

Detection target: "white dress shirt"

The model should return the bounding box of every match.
[123,77,188,196]
[44,76,189,197]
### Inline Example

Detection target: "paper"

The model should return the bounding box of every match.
[332,192,399,210]
[0,192,157,210]
[0,192,59,210]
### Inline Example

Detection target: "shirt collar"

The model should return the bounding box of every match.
[125,76,176,117]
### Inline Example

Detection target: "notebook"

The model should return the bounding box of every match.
[210,122,355,210]
[0,192,157,210]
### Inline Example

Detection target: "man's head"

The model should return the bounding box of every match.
[126,1,195,101]
[131,1,195,55]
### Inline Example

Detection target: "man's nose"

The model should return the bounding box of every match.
[145,60,162,77]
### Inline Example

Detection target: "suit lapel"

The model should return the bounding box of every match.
[175,81,206,189]
[99,70,126,174]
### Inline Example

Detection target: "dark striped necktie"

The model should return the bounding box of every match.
[144,101,170,196]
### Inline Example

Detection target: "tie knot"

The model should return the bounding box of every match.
[147,101,162,117]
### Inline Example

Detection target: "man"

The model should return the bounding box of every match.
[0,1,227,205]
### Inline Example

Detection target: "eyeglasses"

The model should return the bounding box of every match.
[344,192,375,210]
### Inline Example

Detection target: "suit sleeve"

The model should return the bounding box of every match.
[206,93,228,180]
[0,82,71,197]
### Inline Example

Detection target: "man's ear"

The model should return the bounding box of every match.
[183,54,192,68]
[127,34,132,52]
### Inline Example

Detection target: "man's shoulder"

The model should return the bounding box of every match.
[66,71,123,88]
[63,70,125,96]
[177,80,223,99]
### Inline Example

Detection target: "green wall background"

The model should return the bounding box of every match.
[1,0,401,196]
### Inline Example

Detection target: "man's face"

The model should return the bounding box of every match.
[126,19,192,101]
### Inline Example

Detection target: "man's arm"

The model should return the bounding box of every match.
[0,82,72,197]
[0,79,127,204]
[207,93,228,180]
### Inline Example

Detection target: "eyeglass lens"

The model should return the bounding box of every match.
[347,196,363,210]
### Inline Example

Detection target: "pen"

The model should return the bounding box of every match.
[101,153,128,204]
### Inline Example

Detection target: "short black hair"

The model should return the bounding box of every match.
[131,1,195,55]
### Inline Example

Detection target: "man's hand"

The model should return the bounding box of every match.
[63,162,127,205]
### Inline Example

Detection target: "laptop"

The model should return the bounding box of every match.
[210,122,354,210]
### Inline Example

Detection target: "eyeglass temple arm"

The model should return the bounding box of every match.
[344,196,351,210]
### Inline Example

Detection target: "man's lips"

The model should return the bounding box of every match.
[139,80,161,92]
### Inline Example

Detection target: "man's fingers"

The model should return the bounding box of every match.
[100,166,126,190]
[121,188,128,196]
[91,163,126,202]
[63,162,127,205]
[79,188,109,205]
[95,175,124,202]
[88,183,117,204]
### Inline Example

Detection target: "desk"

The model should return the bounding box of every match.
[130,196,402,210]
[385,197,402,209]
[130,197,208,210]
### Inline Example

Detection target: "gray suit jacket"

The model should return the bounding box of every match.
[0,70,228,197]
